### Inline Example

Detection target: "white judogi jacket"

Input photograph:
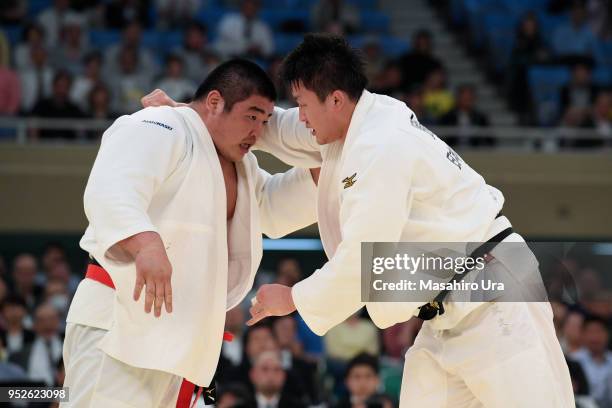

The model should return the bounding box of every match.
[69,105,317,386]
[260,90,512,335]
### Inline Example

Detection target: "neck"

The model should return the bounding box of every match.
[339,100,357,141]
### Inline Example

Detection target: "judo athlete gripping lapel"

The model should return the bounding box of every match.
[244,35,575,408]
[61,60,322,407]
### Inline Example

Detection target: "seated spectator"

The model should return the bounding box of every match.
[87,83,115,120]
[104,21,157,78]
[396,30,443,92]
[19,45,55,113]
[401,85,435,125]
[272,316,318,403]
[155,0,202,29]
[103,0,150,29]
[571,315,612,407]
[311,0,360,34]
[215,0,275,59]
[275,258,302,288]
[0,338,27,381]
[10,253,44,313]
[249,351,307,408]
[566,357,594,406]
[334,353,394,408]
[110,46,152,114]
[0,295,34,357]
[362,38,386,86]
[583,91,612,143]
[0,56,20,116]
[30,70,85,140]
[560,309,586,355]
[37,0,83,47]
[439,84,492,148]
[14,23,46,71]
[9,303,63,386]
[217,383,253,408]
[155,54,197,104]
[0,0,27,25]
[71,51,105,108]
[175,21,218,84]
[50,14,90,76]
[552,0,597,62]
[588,0,612,40]
[368,61,403,98]
[507,12,551,120]
[41,243,68,279]
[422,68,454,120]
[560,61,598,127]
[325,312,380,363]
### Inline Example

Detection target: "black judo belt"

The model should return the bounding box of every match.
[416,225,514,321]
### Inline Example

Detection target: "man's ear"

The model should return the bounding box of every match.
[330,90,347,111]
[205,90,225,114]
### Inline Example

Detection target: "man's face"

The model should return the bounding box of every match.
[346,365,379,400]
[34,305,60,340]
[292,83,340,145]
[250,355,286,396]
[584,322,609,355]
[13,256,37,290]
[273,316,296,348]
[246,327,278,360]
[211,94,274,162]
[2,304,26,326]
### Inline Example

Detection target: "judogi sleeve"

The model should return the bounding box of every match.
[254,163,318,239]
[291,134,414,335]
[83,108,186,261]
[254,107,322,168]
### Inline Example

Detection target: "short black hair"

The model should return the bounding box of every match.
[1,294,27,310]
[345,352,379,378]
[193,59,276,111]
[583,315,608,330]
[280,34,367,102]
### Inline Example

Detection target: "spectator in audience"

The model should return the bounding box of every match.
[422,67,454,120]
[104,21,157,77]
[87,83,115,119]
[155,54,197,104]
[560,61,598,127]
[362,38,386,86]
[571,315,612,407]
[9,303,63,386]
[70,51,104,108]
[324,312,380,362]
[30,70,85,140]
[14,23,46,71]
[41,243,68,278]
[439,84,492,148]
[216,0,275,59]
[397,29,443,92]
[584,91,612,140]
[46,261,79,295]
[50,14,90,76]
[560,309,586,355]
[272,316,318,403]
[217,383,253,408]
[400,85,434,125]
[249,350,306,408]
[37,0,83,47]
[552,0,597,62]
[0,338,27,381]
[11,253,44,313]
[176,21,218,83]
[275,258,302,288]
[0,0,27,25]
[567,357,596,407]
[110,46,152,114]
[507,12,551,121]
[335,353,393,408]
[0,295,34,357]
[155,0,202,29]
[368,61,403,98]
[103,0,150,29]
[588,0,612,39]
[311,0,360,34]
[19,45,55,113]
[0,55,20,116]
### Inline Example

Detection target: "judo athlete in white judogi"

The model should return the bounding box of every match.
[61,60,321,408]
[244,35,576,407]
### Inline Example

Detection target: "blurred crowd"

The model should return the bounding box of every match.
[1,244,612,407]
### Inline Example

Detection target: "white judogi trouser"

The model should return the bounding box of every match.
[61,323,183,408]
[400,302,575,408]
